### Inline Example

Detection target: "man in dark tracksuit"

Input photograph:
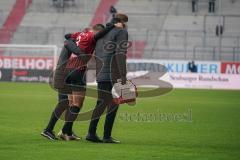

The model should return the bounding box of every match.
[42,22,120,140]
[86,13,129,143]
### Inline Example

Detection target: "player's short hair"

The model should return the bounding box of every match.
[115,13,128,23]
[92,24,105,32]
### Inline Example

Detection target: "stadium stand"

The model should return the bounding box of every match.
[0,0,16,27]
[10,0,99,45]
[1,0,240,61]
[0,0,32,44]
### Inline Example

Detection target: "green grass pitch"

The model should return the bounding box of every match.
[0,82,240,160]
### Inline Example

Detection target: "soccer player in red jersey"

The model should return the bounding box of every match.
[41,20,123,141]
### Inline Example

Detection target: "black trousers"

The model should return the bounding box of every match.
[88,81,119,138]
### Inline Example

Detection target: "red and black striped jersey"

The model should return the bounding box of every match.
[66,28,96,70]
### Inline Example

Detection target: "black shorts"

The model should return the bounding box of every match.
[65,68,86,92]
[53,66,86,94]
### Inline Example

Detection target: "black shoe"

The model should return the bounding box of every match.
[41,129,58,140]
[103,137,120,144]
[86,134,103,143]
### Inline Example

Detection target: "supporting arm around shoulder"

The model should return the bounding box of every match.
[64,40,85,56]
[94,24,115,41]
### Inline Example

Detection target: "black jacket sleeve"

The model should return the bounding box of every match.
[64,40,85,56]
[94,23,115,41]
[114,29,128,84]
[64,33,72,40]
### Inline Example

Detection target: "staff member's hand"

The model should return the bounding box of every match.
[121,77,127,85]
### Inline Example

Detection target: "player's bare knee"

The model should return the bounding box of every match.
[68,95,73,106]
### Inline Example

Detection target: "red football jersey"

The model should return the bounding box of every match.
[66,28,96,70]
[70,28,96,55]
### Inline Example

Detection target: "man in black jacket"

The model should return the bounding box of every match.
[86,13,129,143]
[41,20,121,141]
[110,5,117,18]
[192,0,198,13]
[209,0,216,13]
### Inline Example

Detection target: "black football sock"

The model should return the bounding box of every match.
[62,106,80,135]
[104,105,119,138]
[45,99,69,132]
